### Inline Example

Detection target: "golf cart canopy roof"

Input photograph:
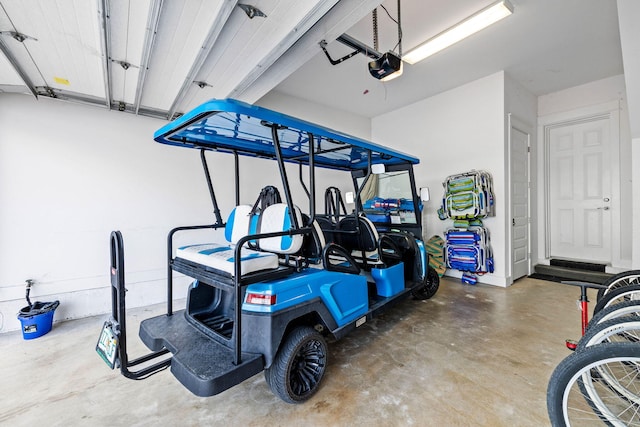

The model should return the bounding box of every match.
[154,98,419,171]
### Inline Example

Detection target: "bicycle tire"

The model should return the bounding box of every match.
[593,284,640,315]
[586,300,640,332]
[576,318,640,414]
[578,317,640,351]
[597,270,640,301]
[547,342,640,427]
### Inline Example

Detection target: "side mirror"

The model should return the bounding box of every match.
[345,191,355,204]
[420,187,430,202]
[371,164,386,174]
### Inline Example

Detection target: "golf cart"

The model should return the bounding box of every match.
[96,98,439,403]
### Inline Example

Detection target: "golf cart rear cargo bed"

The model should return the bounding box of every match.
[140,310,263,397]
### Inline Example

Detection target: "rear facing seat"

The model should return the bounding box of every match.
[176,203,304,277]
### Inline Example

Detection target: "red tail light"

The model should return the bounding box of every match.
[246,293,276,305]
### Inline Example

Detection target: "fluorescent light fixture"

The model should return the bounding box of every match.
[403,0,513,65]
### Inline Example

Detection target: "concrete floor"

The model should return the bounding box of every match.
[0,276,591,426]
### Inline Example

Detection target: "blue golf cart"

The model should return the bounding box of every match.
[96,99,439,403]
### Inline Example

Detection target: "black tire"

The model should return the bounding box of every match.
[593,284,640,315]
[575,319,640,425]
[597,270,640,301]
[586,300,640,332]
[412,266,440,300]
[547,342,640,426]
[577,317,640,351]
[265,326,327,403]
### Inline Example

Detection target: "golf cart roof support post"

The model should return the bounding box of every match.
[299,163,310,199]
[309,133,316,222]
[234,151,240,206]
[200,149,224,226]
[354,150,373,219]
[270,125,299,229]
[408,165,421,229]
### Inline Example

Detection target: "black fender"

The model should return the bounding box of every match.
[241,298,339,368]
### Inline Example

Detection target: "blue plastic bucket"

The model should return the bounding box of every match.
[17,301,59,340]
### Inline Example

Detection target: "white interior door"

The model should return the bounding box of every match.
[510,117,530,281]
[547,117,612,263]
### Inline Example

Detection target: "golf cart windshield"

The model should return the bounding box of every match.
[356,169,420,225]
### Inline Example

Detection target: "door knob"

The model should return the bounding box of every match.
[597,206,610,211]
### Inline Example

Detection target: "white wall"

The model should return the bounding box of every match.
[617,0,640,267]
[537,75,632,269]
[0,94,215,332]
[372,71,509,286]
[538,75,627,117]
[634,136,640,268]
[0,92,371,333]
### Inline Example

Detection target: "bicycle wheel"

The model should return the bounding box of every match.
[547,342,640,426]
[593,285,640,315]
[598,270,640,301]
[578,318,640,351]
[576,318,640,416]
[586,300,640,332]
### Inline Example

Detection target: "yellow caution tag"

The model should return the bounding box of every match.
[53,76,70,85]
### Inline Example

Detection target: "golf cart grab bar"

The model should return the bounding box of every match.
[167,223,223,316]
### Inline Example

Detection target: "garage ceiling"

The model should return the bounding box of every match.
[275,0,623,117]
[0,0,624,120]
[0,0,378,118]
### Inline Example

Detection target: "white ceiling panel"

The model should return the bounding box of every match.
[0,0,105,97]
[180,0,338,112]
[0,43,27,86]
[139,0,227,111]
[109,0,151,104]
[0,4,47,90]
[0,38,48,89]
[110,63,140,104]
[0,0,627,122]
[173,5,250,110]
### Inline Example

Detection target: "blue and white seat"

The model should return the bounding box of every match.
[176,203,304,277]
[254,203,304,254]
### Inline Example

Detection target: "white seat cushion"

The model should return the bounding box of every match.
[257,203,304,254]
[224,205,255,244]
[177,243,278,276]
